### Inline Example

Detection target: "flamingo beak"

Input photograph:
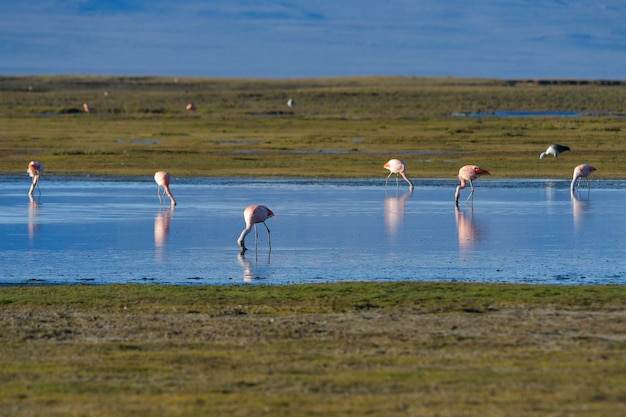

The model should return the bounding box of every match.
[479,169,491,175]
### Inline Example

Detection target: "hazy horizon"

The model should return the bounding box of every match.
[2,1,625,79]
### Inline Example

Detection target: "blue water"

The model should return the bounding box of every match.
[1,177,624,285]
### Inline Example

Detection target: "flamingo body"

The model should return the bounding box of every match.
[154,171,176,206]
[455,165,490,205]
[384,159,414,189]
[540,144,570,159]
[27,161,43,195]
[571,164,596,191]
[238,205,274,252]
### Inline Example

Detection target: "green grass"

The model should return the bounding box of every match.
[1,75,625,179]
[1,283,625,416]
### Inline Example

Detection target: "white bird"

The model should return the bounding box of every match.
[154,171,176,206]
[570,164,596,192]
[238,205,274,253]
[455,165,491,205]
[540,144,570,159]
[287,98,295,107]
[27,161,43,195]
[383,159,414,189]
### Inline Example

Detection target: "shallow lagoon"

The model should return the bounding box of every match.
[1,177,624,285]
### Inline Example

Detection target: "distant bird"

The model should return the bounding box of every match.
[238,205,274,253]
[287,98,295,107]
[383,159,414,189]
[27,161,43,195]
[570,164,596,192]
[186,103,196,111]
[455,165,491,205]
[83,103,91,113]
[540,144,570,159]
[154,171,176,206]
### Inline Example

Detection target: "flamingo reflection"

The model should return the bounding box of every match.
[570,189,591,231]
[455,206,482,253]
[154,206,175,261]
[238,252,270,283]
[28,194,40,240]
[384,188,413,239]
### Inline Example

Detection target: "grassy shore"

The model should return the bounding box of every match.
[1,283,626,417]
[1,76,625,179]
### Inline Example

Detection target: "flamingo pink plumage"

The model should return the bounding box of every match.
[27,161,43,195]
[455,165,491,205]
[570,164,596,191]
[154,171,176,206]
[238,205,274,252]
[383,159,414,189]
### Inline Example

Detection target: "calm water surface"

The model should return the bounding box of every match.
[1,177,624,285]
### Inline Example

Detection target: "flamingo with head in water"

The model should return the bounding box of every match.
[238,205,274,253]
[570,164,596,192]
[154,171,176,206]
[383,159,414,189]
[455,165,490,205]
[27,161,43,195]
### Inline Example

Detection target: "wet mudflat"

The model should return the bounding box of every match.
[1,177,624,285]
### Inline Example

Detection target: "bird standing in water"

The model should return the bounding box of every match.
[238,205,274,253]
[570,164,596,192]
[383,159,414,189]
[27,161,43,195]
[154,171,176,206]
[540,144,570,159]
[455,165,491,205]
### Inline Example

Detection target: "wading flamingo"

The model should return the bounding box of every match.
[540,144,570,159]
[570,164,596,192]
[238,205,274,253]
[154,171,176,206]
[455,165,490,205]
[27,161,43,195]
[384,159,414,189]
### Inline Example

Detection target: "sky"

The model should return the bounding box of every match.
[1,0,625,79]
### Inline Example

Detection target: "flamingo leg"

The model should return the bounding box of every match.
[157,185,164,204]
[465,180,475,204]
[253,223,259,249]
[384,172,393,187]
[262,221,272,251]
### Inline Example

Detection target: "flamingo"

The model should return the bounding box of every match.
[455,165,490,205]
[238,205,274,253]
[27,161,43,195]
[287,98,295,107]
[186,103,196,111]
[383,159,414,189]
[154,171,176,206]
[570,164,596,192]
[540,144,570,159]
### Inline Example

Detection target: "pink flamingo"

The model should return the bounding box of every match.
[154,171,176,206]
[455,165,491,205]
[27,161,43,195]
[384,159,414,189]
[238,205,275,252]
[186,103,196,111]
[570,164,596,192]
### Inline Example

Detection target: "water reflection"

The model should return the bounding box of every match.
[154,206,175,262]
[28,195,40,240]
[238,251,271,283]
[455,206,482,253]
[384,188,413,239]
[570,189,591,230]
